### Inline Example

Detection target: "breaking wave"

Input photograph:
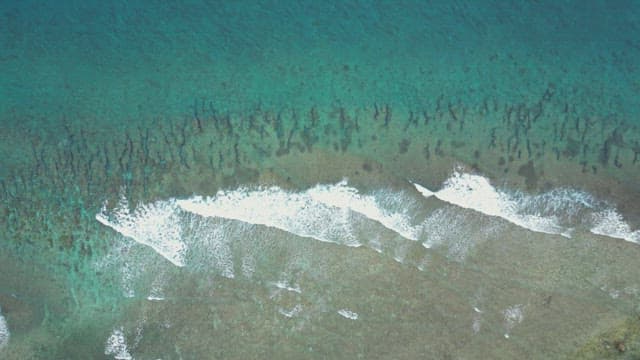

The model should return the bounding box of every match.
[96,196,187,267]
[413,169,638,244]
[95,180,427,271]
[177,180,424,246]
[414,171,574,238]
[591,209,640,244]
[96,170,639,273]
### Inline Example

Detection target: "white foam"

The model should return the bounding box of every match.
[177,181,425,247]
[412,182,435,198]
[147,279,166,301]
[413,171,571,238]
[368,235,383,253]
[591,209,640,244]
[516,188,598,219]
[96,195,187,267]
[132,321,145,350]
[337,309,359,320]
[420,206,506,260]
[308,180,422,241]
[95,180,432,276]
[278,304,303,318]
[121,262,136,298]
[503,304,525,339]
[105,327,133,360]
[177,181,420,246]
[414,169,640,246]
[472,306,483,334]
[0,310,9,350]
[186,217,236,278]
[177,185,360,247]
[273,280,302,294]
[241,255,256,279]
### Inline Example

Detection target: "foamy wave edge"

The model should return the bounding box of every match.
[176,179,424,246]
[413,170,639,245]
[413,171,572,238]
[95,172,639,269]
[591,209,639,244]
[96,180,426,266]
[95,195,187,267]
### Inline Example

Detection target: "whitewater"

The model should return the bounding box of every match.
[96,170,639,267]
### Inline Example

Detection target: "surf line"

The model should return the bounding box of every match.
[411,171,572,239]
[96,181,426,267]
[176,180,423,246]
[95,198,187,267]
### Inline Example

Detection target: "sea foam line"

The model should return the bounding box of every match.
[176,180,423,246]
[337,309,359,320]
[177,186,360,247]
[96,195,187,267]
[307,180,421,241]
[97,180,426,268]
[591,209,639,244]
[413,170,639,244]
[413,171,571,238]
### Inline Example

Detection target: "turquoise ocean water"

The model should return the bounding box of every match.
[1,1,640,358]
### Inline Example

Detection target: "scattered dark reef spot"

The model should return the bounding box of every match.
[451,140,466,149]
[275,146,289,157]
[399,139,411,154]
[518,160,539,190]
[423,145,431,160]
[563,137,580,158]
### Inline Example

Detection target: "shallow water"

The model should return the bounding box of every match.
[1,1,640,359]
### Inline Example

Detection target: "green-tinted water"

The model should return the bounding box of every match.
[1,1,640,358]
